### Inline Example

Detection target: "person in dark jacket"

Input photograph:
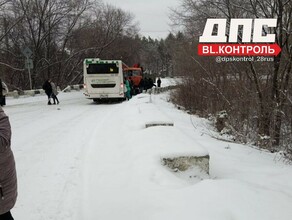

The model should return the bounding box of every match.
[138,78,145,93]
[144,77,156,92]
[0,79,8,107]
[0,108,17,220]
[42,79,53,105]
[157,77,161,87]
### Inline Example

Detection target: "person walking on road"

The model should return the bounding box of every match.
[0,107,17,220]
[42,79,53,105]
[50,81,59,105]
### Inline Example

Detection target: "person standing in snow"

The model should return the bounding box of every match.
[143,77,156,91]
[124,78,131,100]
[144,77,149,92]
[42,79,53,105]
[0,108,17,220]
[138,77,145,93]
[157,77,161,88]
[50,81,59,105]
[0,79,9,107]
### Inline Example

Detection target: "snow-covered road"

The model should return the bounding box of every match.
[7,92,119,219]
[3,88,292,220]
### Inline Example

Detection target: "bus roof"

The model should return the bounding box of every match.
[84,58,121,65]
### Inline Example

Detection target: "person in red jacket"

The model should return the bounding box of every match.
[0,107,17,220]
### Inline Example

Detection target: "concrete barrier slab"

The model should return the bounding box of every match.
[145,122,174,128]
[162,155,210,174]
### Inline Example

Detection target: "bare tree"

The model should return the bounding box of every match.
[65,3,138,85]
[0,0,141,89]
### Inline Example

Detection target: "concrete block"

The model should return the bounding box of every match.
[62,86,71,92]
[145,122,174,128]
[8,90,19,98]
[73,85,80,91]
[162,155,210,174]
[24,90,35,96]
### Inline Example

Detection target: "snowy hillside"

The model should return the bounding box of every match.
[3,83,292,220]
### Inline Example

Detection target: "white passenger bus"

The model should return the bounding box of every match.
[83,58,125,102]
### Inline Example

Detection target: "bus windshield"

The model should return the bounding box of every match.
[87,63,119,74]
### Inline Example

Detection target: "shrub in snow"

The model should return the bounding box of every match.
[215,110,228,132]
[257,135,272,149]
[220,127,232,135]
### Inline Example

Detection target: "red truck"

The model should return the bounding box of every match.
[123,63,143,94]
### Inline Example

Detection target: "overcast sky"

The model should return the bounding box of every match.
[103,0,180,39]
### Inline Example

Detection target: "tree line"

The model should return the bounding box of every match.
[0,0,183,90]
[0,0,172,90]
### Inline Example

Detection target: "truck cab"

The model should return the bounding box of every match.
[123,67,143,94]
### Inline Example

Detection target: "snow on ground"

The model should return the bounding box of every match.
[3,79,292,220]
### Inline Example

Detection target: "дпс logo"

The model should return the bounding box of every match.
[198,18,281,56]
